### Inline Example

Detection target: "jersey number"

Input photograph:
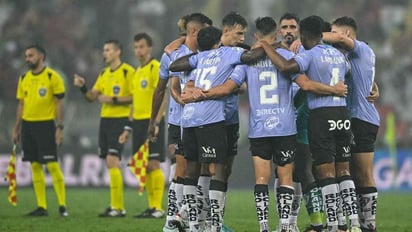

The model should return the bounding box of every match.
[259,71,279,104]
[196,67,217,90]
[330,68,340,101]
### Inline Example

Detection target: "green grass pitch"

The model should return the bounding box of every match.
[0,188,411,231]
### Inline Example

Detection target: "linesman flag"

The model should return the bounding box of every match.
[4,144,17,206]
[128,140,149,195]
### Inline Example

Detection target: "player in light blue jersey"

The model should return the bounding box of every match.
[181,18,347,232]
[260,16,361,232]
[147,13,213,232]
[170,26,266,232]
[323,16,380,232]
[168,13,214,232]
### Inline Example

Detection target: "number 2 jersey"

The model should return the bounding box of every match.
[230,48,297,138]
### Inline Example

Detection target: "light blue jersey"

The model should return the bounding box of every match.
[346,40,380,126]
[224,94,239,125]
[294,44,349,110]
[182,46,245,128]
[158,53,180,126]
[168,45,194,126]
[231,48,297,138]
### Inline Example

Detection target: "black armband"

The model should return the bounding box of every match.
[54,93,65,99]
[112,96,118,104]
[80,85,88,94]
[56,124,64,130]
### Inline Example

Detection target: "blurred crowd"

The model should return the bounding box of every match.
[1,0,411,150]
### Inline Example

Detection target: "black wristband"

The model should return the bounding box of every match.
[80,85,88,94]
[124,120,133,132]
[56,124,64,130]
[112,96,118,104]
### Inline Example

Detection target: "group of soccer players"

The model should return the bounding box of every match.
[12,8,380,232]
[149,11,379,232]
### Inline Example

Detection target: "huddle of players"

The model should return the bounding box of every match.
[153,10,379,232]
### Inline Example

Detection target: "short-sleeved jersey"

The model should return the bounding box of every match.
[231,48,296,138]
[182,46,245,128]
[294,44,349,110]
[168,45,195,126]
[131,59,160,120]
[346,40,380,126]
[16,67,65,121]
[92,63,134,118]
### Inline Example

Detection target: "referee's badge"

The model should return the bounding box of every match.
[140,79,148,88]
[113,85,120,95]
[38,87,47,97]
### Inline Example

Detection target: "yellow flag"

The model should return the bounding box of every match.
[4,145,17,206]
[128,140,149,195]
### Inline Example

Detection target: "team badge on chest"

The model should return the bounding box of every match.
[113,85,120,95]
[140,79,148,88]
[38,87,47,97]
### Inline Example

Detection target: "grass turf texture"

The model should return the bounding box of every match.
[0,188,411,231]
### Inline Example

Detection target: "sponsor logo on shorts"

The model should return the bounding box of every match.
[201,146,216,158]
[280,150,294,162]
[328,119,350,131]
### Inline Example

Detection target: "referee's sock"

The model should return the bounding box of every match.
[109,167,124,210]
[46,162,66,207]
[150,168,165,211]
[31,162,47,209]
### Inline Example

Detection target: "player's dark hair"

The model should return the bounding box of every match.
[255,17,277,36]
[299,15,324,39]
[186,13,213,28]
[332,16,357,32]
[322,21,332,32]
[197,26,222,51]
[134,33,153,47]
[279,13,300,24]
[25,44,46,61]
[222,12,247,28]
[104,39,123,52]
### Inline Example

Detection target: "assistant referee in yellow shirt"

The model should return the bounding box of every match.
[118,33,167,218]
[74,40,134,217]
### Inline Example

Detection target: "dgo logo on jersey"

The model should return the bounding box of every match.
[264,116,280,130]
[140,79,148,88]
[113,85,120,95]
[38,87,47,97]
[328,119,350,131]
